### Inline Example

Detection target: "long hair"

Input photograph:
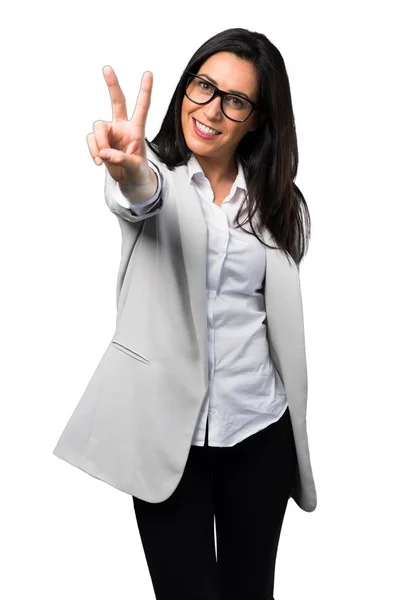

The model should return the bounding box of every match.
[147,27,311,266]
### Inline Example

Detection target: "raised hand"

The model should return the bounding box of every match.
[86,65,154,187]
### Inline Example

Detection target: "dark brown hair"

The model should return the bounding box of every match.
[147,27,311,266]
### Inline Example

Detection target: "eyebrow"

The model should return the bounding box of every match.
[197,73,252,101]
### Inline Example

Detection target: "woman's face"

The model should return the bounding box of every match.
[181,52,260,161]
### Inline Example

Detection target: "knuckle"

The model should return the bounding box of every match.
[92,119,105,131]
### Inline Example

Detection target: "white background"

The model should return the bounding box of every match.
[1,1,399,598]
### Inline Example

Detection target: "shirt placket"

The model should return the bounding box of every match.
[205,198,230,444]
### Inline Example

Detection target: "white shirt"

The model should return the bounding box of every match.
[115,154,288,447]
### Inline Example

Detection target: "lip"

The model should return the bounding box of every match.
[192,117,222,139]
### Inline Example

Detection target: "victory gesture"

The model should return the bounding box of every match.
[86,65,154,189]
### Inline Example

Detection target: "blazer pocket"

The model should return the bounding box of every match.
[110,340,151,365]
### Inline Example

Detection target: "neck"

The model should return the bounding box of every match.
[193,152,238,188]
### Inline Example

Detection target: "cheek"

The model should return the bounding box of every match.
[181,103,193,134]
[235,125,252,143]
[227,126,245,144]
[181,98,191,119]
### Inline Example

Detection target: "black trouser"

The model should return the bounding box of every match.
[132,406,297,600]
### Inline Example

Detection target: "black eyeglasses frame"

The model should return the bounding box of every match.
[184,72,259,123]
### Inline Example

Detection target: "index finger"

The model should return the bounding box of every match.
[130,71,153,130]
[103,65,128,122]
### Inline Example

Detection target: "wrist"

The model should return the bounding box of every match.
[119,166,158,204]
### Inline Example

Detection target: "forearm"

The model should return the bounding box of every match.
[104,158,165,222]
[118,163,159,203]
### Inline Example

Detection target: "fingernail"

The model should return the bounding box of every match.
[94,157,102,165]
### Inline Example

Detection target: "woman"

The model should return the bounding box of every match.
[53,27,317,600]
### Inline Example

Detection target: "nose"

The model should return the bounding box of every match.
[202,96,223,123]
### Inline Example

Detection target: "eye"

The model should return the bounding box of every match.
[226,95,245,108]
[198,80,211,91]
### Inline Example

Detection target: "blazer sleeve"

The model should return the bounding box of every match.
[114,160,162,214]
[104,155,167,223]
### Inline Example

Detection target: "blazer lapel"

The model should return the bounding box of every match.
[261,228,307,410]
[174,164,209,385]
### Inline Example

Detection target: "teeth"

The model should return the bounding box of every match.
[195,119,220,135]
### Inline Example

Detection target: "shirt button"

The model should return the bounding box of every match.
[207,291,214,298]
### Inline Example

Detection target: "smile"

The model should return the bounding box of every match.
[194,118,222,135]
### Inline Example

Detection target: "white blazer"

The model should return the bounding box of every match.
[52,145,318,513]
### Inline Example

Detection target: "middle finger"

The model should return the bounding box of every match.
[103,65,128,122]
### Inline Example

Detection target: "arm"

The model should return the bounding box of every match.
[104,158,166,223]
[115,160,162,215]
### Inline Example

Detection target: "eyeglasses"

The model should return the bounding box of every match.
[184,72,258,123]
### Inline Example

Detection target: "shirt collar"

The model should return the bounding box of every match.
[187,153,247,193]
